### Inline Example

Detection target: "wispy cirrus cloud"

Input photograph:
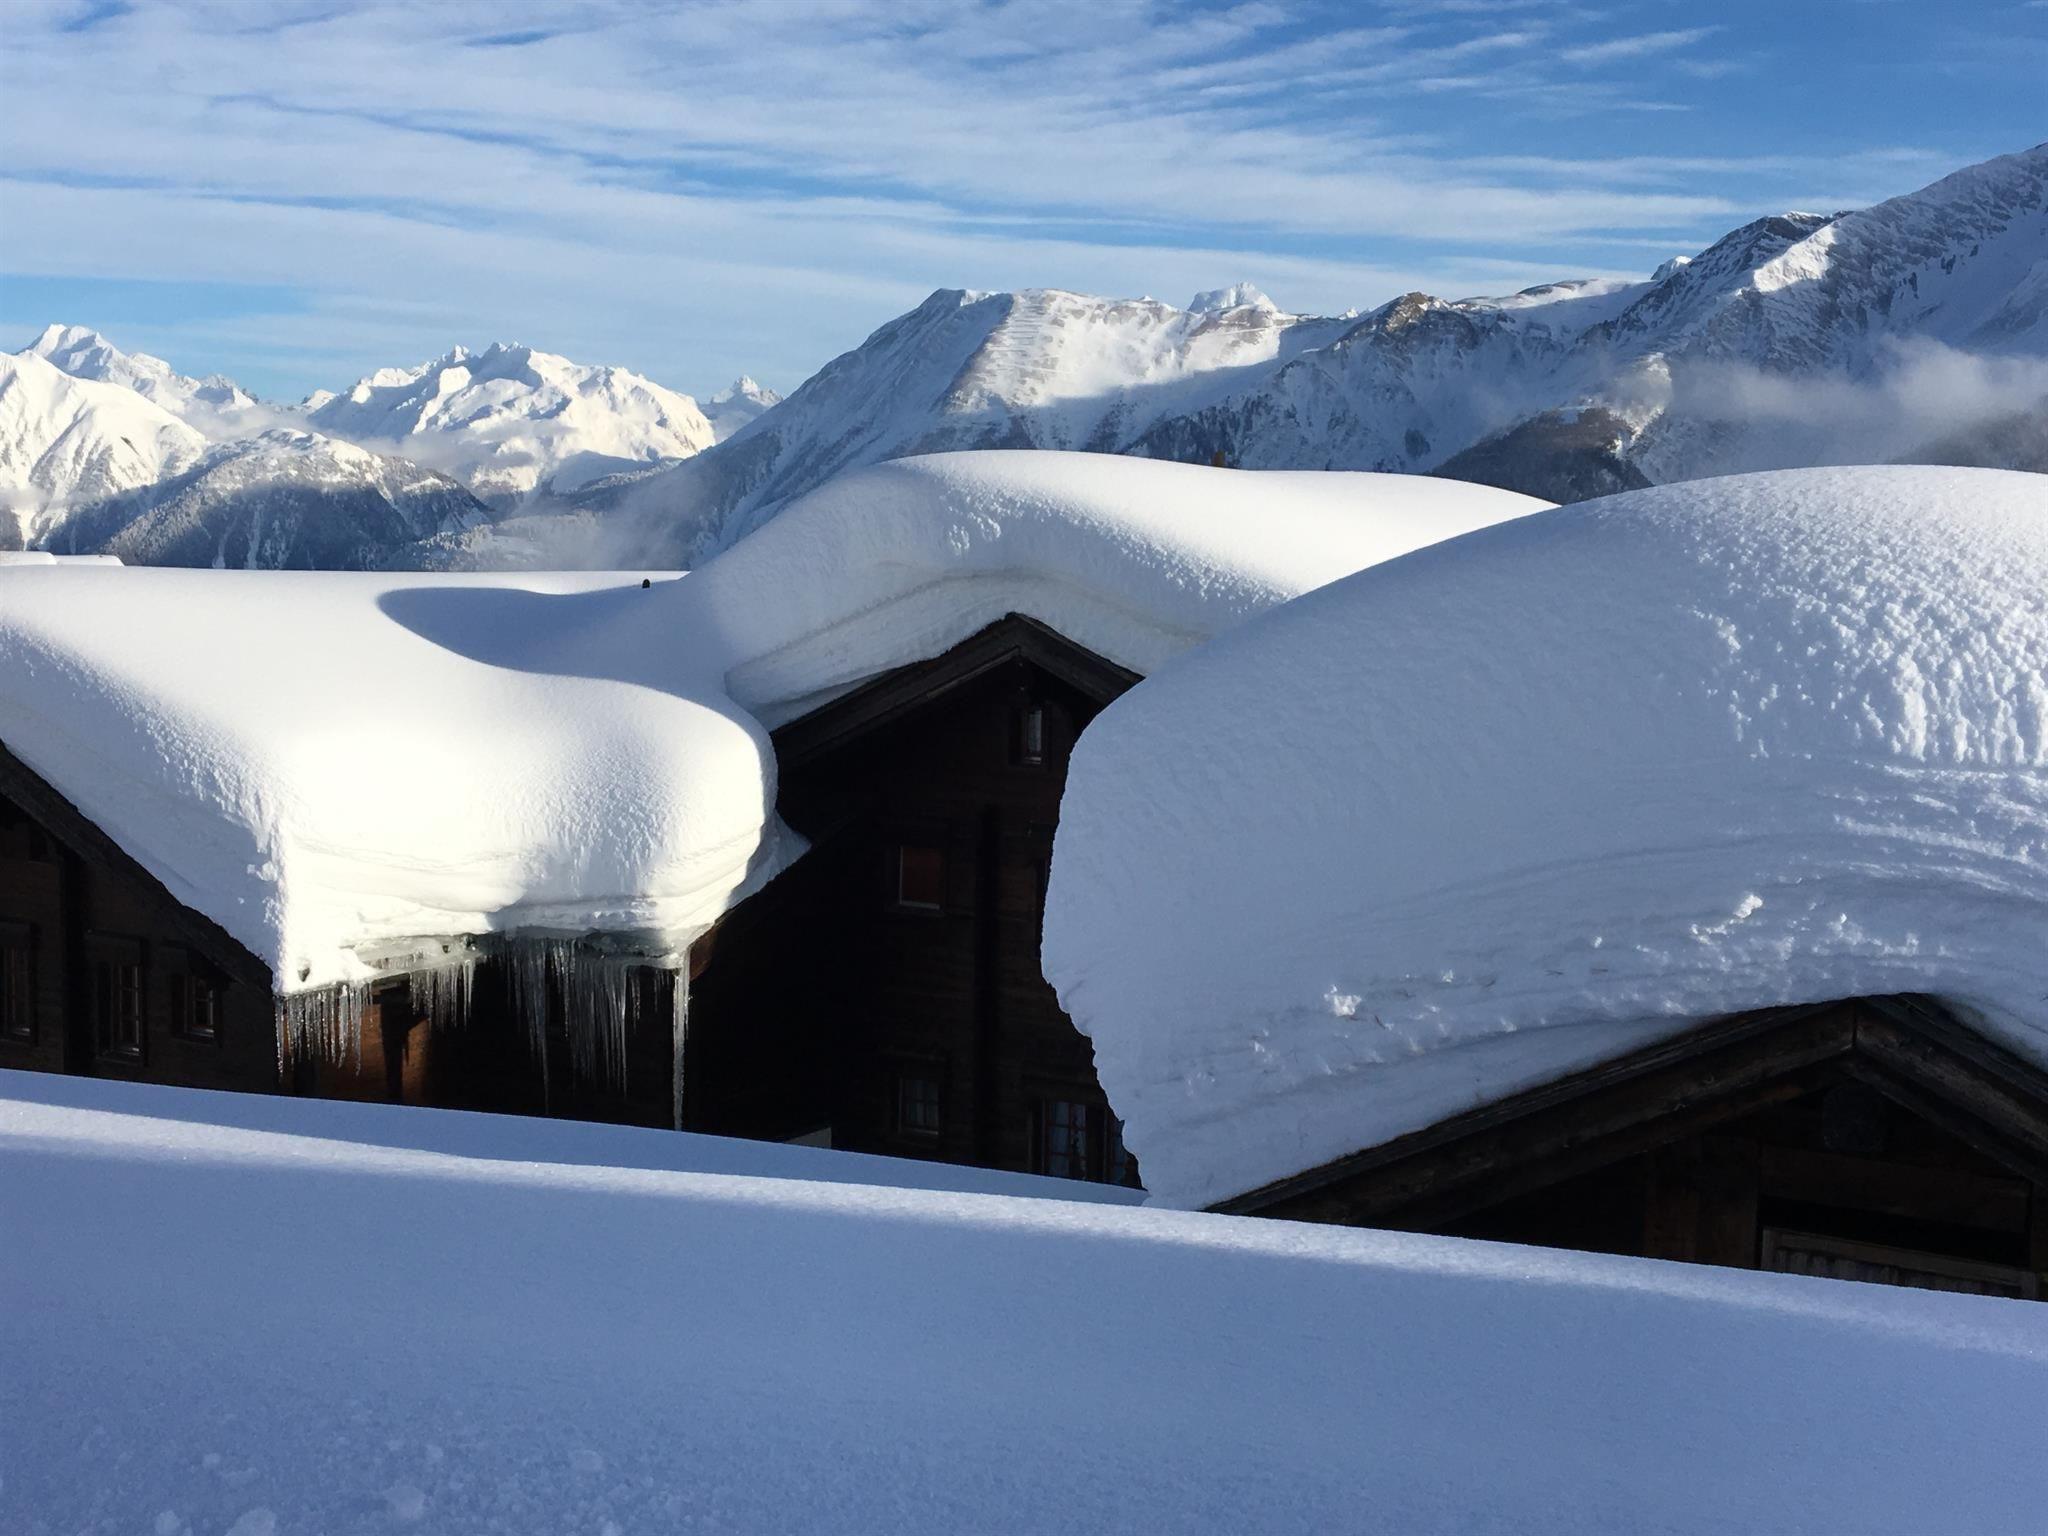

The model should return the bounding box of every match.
[0,0,2030,398]
[1561,27,1720,66]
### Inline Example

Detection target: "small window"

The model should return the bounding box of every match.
[1032,1097,1141,1187]
[895,844,945,910]
[1013,702,1048,768]
[897,1074,942,1137]
[1037,1097,1092,1180]
[90,935,145,1063]
[168,948,224,1042]
[0,921,35,1043]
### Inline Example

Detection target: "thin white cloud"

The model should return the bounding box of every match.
[1562,27,1721,65]
[0,0,1988,397]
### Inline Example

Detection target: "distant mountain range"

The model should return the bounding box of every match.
[5,143,2042,569]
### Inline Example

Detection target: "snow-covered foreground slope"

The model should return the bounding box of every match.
[308,342,719,507]
[1045,466,2048,1209]
[3,1069,2043,1535]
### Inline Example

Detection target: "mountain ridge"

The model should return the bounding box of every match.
[10,141,2045,569]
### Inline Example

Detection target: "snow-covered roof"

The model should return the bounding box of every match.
[0,567,783,993]
[10,1067,2045,1535]
[672,450,1550,726]
[0,451,1544,996]
[1043,465,2048,1209]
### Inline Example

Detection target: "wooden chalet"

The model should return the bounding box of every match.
[0,612,1146,1189]
[9,612,2048,1294]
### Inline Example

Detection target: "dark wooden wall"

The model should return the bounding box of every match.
[0,765,278,1096]
[1233,1000,2048,1300]
[1442,1074,2047,1295]
[688,635,1138,1183]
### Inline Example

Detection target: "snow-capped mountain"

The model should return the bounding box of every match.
[306,343,718,508]
[22,324,263,434]
[564,282,1355,564]
[47,429,488,570]
[4,343,489,567]
[576,141,2042,557]
[0,352,208,548]
[703,376,783,442]
[13,142,2042,569]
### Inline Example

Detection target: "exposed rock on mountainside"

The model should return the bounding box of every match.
[47,429,489,569]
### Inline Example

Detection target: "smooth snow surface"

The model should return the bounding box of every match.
[1045,466,2048,1209]
[0,1070,1143,1204]
[0,567,782,992]
[4,1071,2044,1534]
[0,452,1541,993]
[675,450,1550,725]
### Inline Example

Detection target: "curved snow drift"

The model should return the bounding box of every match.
[0,452,1546,997]
[675,450,1550,725]
[0,569,784,994]
[1043,465,2048,1210]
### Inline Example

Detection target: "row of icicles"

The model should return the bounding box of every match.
[274,938,691,1128]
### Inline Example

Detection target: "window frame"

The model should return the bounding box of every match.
[1031,1094,1141,1187]
[0,919,36,1044]
[892,841,947,913]
[895,1071,944,1139]
[166,945,225,1045]
[1011,700,1050,769]
[88,932,147,1065]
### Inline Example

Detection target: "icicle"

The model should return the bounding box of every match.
[410,951,478,1033]
[671,959,690,1133]
[552,943,641,1097]
[274,980,372,1075]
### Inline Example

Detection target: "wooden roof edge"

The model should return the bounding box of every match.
[1206,993,2046,1219]
[770,613,1140,769]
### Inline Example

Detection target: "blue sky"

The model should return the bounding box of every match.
[2,0,2043,402]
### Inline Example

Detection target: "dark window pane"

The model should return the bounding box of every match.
[1037,1099,1093,1180]
[90,940,146,1060]
[1017,704,1047,766]
[897,1074,942,1136]
[896,845,944,909]
[0,925,33,1042]
[171,958,222,1041]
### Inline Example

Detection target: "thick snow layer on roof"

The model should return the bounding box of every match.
[7,1070,2043,1535]
[0,567,784,991]
[1045,466,2048,1209]
[675,450,1549,725]
[0,451,1540,993]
